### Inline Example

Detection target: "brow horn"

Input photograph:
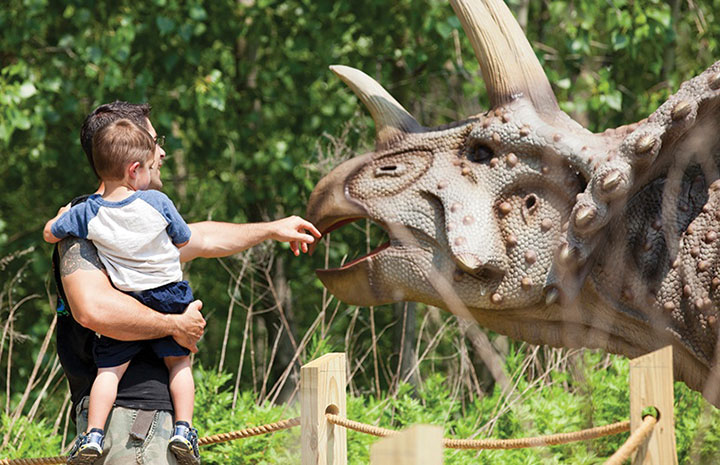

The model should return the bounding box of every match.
[330,65,422,147]
[450,0,560,115]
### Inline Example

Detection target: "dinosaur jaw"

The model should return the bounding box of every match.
[315,240,398,306]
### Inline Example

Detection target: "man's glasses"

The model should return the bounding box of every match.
[154,135,166,147]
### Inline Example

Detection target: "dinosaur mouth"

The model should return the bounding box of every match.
[313,217,393,271]
[310,215,409,306]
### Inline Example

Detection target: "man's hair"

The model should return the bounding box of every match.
[92,119,155,181]
[80,101,152,177]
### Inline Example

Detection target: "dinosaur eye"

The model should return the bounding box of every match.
[467,143,494,163]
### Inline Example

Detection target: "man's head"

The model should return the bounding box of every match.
[80,101,166,189]
[92,119,155,189]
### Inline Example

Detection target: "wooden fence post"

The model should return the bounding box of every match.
[629,346,678,465]
[301,353,347,465]
[369,425,443,465]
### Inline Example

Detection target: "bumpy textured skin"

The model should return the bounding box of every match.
[308,21,720,406]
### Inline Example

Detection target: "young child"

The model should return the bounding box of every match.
[44,119,200,465]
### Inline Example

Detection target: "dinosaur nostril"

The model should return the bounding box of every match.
[524,194,537,211]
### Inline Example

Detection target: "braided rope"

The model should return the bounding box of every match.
[0,417,301,465]
[325,413,630,450]
[198,417,300,446]
[0,457,66,465]
[0,414,651,463]
[603,415,657,465]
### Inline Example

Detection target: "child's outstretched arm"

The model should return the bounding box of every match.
[43,203,71,244]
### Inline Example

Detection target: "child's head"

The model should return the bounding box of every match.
[91,119,155,183]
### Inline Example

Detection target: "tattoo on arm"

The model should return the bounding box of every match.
[58,237,105,277]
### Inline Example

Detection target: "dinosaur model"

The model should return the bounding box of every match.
[306,0,720,408]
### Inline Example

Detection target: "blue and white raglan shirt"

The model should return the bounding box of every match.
[51,190,191,292]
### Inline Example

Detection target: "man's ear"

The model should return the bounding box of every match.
[127,161,141,179]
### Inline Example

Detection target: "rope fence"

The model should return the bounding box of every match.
[0,412,646,464]
[2,347,677,465]
[604,415,658,465]
[325,413,632,450]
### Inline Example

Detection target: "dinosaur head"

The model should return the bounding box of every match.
[308,0,720,403]
[307,0,600,322]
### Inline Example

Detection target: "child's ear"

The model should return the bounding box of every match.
[127,161,141,179]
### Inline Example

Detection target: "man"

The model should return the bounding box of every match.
[55,101,321,464]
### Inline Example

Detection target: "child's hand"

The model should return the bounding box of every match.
[43,202,72,244]
[57,203,71,217]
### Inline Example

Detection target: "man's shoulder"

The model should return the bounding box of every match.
[55,236,104,277]
[70,194,92,206]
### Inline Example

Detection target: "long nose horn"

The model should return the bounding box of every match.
[330,65,422,148]
[450,0,560,116]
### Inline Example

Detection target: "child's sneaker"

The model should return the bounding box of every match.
[67,428,104,465]
[169,421,200,465]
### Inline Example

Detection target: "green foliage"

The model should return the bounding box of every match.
[192,365,299,464]
[0,413,63,461]
[3,351,720,463]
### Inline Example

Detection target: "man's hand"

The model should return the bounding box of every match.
[170,300,206,353]
[268,215,322,256]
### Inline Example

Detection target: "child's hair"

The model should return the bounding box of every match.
[91,119,155,181]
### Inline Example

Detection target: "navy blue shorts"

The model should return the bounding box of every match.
[94,281,194,368]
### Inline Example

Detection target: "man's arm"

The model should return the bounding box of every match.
[180,216,321,262]
[58,237,205,352]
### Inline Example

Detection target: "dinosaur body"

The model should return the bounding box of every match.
[307,0,720,407]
